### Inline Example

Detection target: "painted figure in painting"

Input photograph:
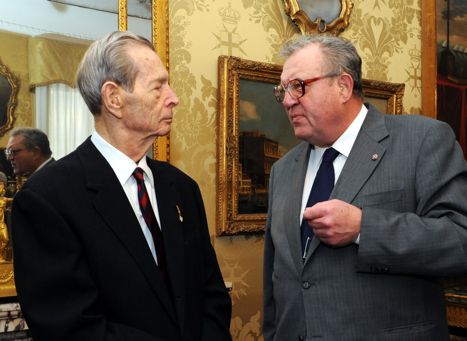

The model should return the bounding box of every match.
[263,34,467,340]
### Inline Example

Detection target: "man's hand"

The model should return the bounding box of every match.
[303,199,362,247]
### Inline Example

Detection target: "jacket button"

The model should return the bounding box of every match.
[298,336,305,341]
[302,281,311,289]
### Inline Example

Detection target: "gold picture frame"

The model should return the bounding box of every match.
[362,79,405,115]
[216,56,287,236]
[284,0,353,35]
[216,56,405,236]
[0,61,19,137]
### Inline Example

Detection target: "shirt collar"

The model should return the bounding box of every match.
[34,156,54,174]
[331,104,368,157]
[90,132,154,186]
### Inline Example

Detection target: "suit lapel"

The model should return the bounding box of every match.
[76,140,177,323]
[306,106,389,258]
[283,143,311,274]
[332,106,388,203]
[148,160,186,333]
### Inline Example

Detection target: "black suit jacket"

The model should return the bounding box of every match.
[12,138,232,341]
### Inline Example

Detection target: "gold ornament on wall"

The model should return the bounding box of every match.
[283,0,353,35]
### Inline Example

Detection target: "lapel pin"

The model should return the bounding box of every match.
[371,153,379,161]
[176,205,183,223]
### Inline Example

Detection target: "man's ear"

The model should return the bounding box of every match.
[337,73,354,102]
[30,147,42,161]
[101,81,123,118]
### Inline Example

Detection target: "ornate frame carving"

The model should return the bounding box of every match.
[362,79,405,115]
[284,0,353,35]
[216,56,284,235]
[216,56,405,236]
[118,0,170,161]
[0,61,18,137]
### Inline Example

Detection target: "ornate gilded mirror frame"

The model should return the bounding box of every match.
[284,0,353,35]
[118,0,170,162]
[0,61,18,137]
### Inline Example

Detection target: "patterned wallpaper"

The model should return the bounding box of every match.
[166,0,423,339]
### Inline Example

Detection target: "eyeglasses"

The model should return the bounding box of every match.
[4,148,24,158]
[273,74,338,103]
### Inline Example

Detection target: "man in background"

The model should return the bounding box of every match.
[263,34,467,340]
[12,31,231,341]
[5,128,53,178]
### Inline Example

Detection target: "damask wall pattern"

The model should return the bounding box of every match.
[168,1,422,339]
[345,0,422,114]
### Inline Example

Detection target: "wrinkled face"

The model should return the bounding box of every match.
[5,135,37,176]
[120,45,179,138]
[280,44,343,147]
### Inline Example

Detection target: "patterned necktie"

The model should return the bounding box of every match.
[301,148,340,253]
[133,167,166,274]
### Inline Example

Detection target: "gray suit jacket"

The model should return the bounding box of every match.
[263,105,467,341]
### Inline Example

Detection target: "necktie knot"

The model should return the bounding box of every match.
[322,148,339,163]
[133,167,145,182]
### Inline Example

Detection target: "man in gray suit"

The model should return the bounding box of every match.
[263,34,467,340]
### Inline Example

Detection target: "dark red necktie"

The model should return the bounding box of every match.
[132,167,167,274]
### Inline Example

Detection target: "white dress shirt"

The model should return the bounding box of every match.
[91,132,161,264]
[300,104,368,243]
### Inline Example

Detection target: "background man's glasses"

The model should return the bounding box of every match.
[4,148,24,158]
[274,74,338,103]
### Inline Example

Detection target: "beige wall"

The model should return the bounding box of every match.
[167,0,422,339]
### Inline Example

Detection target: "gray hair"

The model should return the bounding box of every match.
[10,128,52,158]
[280,35,363,98]
[76,31,155,115]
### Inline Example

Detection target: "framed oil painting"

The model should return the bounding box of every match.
[216,56,405,236]
[283,0,353,35]
[216,56,298,235]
